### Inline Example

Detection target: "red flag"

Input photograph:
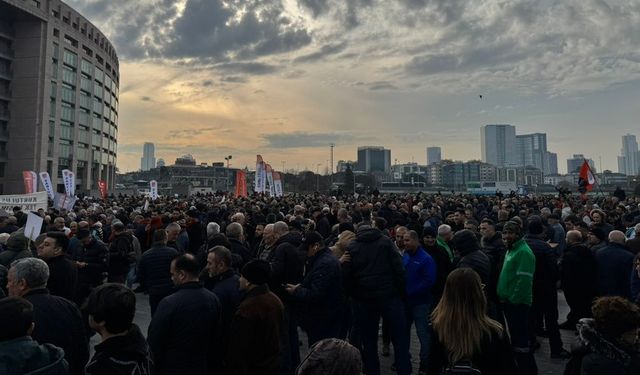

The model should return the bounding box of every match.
[98,180,108,199]
[578,160,595,193]
[22,171,37,194]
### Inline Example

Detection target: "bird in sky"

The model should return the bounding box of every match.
[479,94,483,99]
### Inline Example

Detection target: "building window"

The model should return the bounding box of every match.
[63,50,77,68]
[61,66,76,86]
[63,35,78,47]
[81,59,93,75]
[32,1,41,9]
[94,67,103,82]
[61,85,75,104]
[60,123,73,140]
[50,81,57,99]
[60,103,74,122]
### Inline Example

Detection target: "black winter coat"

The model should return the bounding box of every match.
[24,288,89,375]
[344,228,406,301]
[525,235,559,293]
[456,250,491,286]
[74,238,109,286]
[561,243,597,302]
[424,244,452,304]
[228,238,252,268]
[269,231,305,303]
[481,232,506,303]
[137,244,179,296]
[147,282,221,375]
[594,243,634,298]
[293,248,344,330]
[85,324,154,375]
[45,255,77,301]
[209,269,241,350]
[108,232,135,276]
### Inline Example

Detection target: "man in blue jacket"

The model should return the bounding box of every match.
[402,230,436,375]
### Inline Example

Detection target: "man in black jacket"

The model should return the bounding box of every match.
[205,245,241,355]
[73,229,109,305]
[559,230,597,330]
[84,284,153,375]
[7,257,89,375]
[285,231,344,346]
[421,226,451,305]
[137,229,179,315]
[268,221,304,375]
[453,229,491,285]
[226,222,252,268]
[595,230,634,298]
[524,218,569,358]
[479,218,506,310]
[37,231,77,301]
[148,254,221,375]
[107,221,135,284]
[343,225,410,375]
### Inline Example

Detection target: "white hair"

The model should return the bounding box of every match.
[207,222,220,237]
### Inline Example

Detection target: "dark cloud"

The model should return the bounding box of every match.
[221,76,248,83]
[262,131,375,148]
[293,41,348,63]
[167,127,228,138]
[214,62,280,75]
[140,96,153,101]
[368,81,397,91]
[202,80,214,87]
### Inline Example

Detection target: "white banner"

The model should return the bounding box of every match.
[0,191,48,212]
[273,172,283,197]
[39,172,55,200]
[53,192,77,211]
[62,169,75,196]
[149,180,159,200]
[266,164,275,196]
[254,155,265,193]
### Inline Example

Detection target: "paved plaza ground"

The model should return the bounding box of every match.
[92,290,578,374]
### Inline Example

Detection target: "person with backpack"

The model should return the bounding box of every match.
[428,268,516,375]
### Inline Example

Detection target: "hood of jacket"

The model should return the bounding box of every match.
[355,227,383,243]
[0,336,67,375]
[577,319,637,368]
[275,231,303,248]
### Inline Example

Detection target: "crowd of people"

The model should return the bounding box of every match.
[0,190,639,375]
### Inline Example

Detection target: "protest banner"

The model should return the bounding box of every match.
[0,191,48,212]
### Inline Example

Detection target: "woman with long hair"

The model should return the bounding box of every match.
[428,268,515,374]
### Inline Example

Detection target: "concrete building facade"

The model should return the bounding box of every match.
[356,146,391,173]
[481,124,516,167]
[0,0,119,194]
[618,134,639,176]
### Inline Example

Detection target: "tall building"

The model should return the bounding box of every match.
[515,133,558,175]
[618,134,639,176]
[0,0,119,193]
[140,142,155,171]
[481,125,516,167]
[356,146,391,173]
[567,154,595,174]
[156,158,165,168]
[426,146,441,165]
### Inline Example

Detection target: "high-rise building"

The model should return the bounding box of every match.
[356,146,391,173]
[426,146,441,165]
[515,133,558,175]
[481,125,516,167]
[618,134,639,176]
[0,0,119,194]
[567,154,595,174]
[156,158,165,168]
[141,143,156,171]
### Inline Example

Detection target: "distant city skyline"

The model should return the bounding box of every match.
[61,1,640,176]
[141,143,156,171]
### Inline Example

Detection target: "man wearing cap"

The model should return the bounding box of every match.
[107,221,135,284]
[37,231,77,301]
[73,228,109,306]
[498,220,537,375]
[587,227,608,253]
[285,231,344,346]
[226,259,284,375]
[148,254,221,375]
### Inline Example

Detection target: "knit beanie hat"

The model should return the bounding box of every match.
[240,259,271,285]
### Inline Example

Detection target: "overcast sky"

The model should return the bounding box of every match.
[67,0,640,173]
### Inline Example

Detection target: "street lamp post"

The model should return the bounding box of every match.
[316,163,321,192]
[224,155,232,192]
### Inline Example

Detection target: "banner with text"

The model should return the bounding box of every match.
[273,172,283,197]
[149,180,159,200]
[39,172,55,200]
[0,191,48,212]
[53,192,77,211]
[62,169,75,196]
[98,180,108,199]
[266,164,275,196]
[254,155,265,193]
[22,171,37,194]
[235,170,248,197]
